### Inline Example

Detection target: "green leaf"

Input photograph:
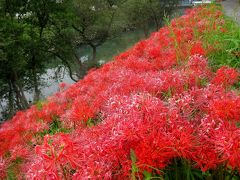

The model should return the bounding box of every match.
[143,170,152,180]
[130,149,137,163]
[130,149,138,180]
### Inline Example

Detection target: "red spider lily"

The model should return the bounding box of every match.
[190,41,206,56]
[63,99,95,127]
[213,123,240,170]
[212,66,239,88]
[187,55,210,77]
[25,133,79,179]
[0,157,7,179]
[59,82,68,91]
[209,97,240,122]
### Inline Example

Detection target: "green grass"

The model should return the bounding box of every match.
[6,157,23,180]
[202,6,240,70]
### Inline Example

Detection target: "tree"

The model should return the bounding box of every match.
[72,0,124,62]
[0,21,29,114]
[0,0,77,118]
[0,0,181,120]
[122,0,180,37]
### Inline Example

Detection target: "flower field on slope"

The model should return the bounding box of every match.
[0,4,240,180]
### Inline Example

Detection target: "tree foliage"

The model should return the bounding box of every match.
[0,0,180,120]
[122,0,180,37]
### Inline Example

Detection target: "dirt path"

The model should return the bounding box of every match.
[220,0,240,24]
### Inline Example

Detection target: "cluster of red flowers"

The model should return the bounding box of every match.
[0,5,239,179]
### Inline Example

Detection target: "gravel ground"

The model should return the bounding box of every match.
[220,0,240,24]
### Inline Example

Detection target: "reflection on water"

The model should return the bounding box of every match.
[40,67,75,98]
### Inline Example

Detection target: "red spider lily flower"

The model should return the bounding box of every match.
[190,41,206,56]
[24,133,79,179]
[0,157,7,179]
[213,123,240,170]
[63,98,95,127]
[212,66,239,88]
[209,97,240,122]
[59,82,68,91]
